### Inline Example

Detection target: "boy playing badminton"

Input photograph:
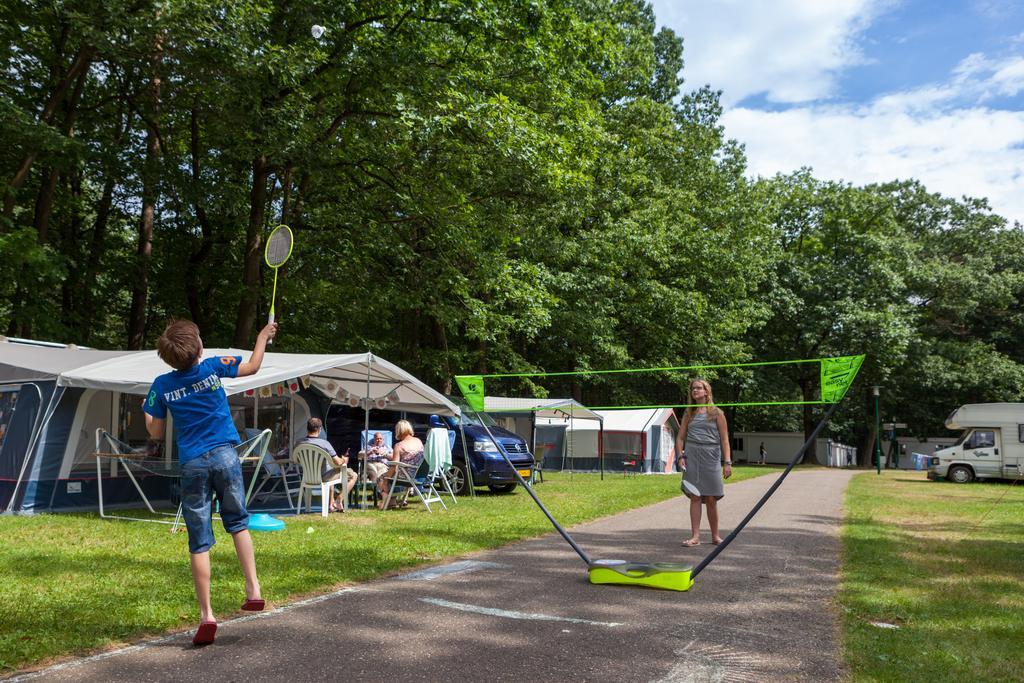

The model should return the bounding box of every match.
[143,319,277,646]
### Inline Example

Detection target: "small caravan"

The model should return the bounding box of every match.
[928,403,1024,483]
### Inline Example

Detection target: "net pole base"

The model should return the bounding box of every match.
[588,560,694,591]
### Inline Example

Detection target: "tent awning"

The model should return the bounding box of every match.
[55,350,459,416]
[483,396,603,423]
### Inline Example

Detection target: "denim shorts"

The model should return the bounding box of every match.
[180,444,249,554]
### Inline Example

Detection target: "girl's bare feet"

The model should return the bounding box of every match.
[681,537,701,547]
[711,536,724,545]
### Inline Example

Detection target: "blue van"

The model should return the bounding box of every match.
[436,412,535,495]
[323,406,534,495]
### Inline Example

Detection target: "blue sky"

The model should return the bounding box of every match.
[649,0,1024,223]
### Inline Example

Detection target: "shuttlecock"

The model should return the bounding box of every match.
[311,24,326,39]
[306,526,315,534]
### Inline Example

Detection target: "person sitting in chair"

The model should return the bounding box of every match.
[377,420,424,509]
[299,417,355,512]
[363,431,393,484]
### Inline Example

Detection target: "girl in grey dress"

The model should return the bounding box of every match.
[675,379,732,546]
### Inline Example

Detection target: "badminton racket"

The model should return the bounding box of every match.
[678,454,702,496]
[264,224,294,344]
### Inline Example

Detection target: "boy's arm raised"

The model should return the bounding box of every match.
[238,322,278,377]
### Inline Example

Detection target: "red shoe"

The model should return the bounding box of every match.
[193,621,217,646]
[241,598,265,611]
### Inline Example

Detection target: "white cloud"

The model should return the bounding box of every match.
[651,0,891,106]
[953,53,1024,98]
[650,1,1024,223]
[724,100,1024,223]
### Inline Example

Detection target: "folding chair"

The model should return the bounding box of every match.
[292,443,348,517]
[352,430,394,509]
[425,422,458,504]
[380,458,446,512]
[247,455,301,509]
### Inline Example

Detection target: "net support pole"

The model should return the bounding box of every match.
[474,409,591,565]
[690,400,842,580]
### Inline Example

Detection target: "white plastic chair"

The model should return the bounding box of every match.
[292,442,347,517]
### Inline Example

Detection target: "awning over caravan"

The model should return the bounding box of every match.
[556,408,678,432]
[0,343,133,384]
[484,396,603,423]
[55,350,459,416]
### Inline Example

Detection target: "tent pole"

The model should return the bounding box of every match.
[530,412,538,484]
[474,408,590,564]
[359,354,372,510]
[458,417,475,497]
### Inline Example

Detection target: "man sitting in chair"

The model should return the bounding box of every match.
[299,418,356,512]
[363,431,393,484]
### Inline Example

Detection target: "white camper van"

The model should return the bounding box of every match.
[928,403,1024,483]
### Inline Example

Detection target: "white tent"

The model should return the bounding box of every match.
[4,347,457,513]
[537,408,679,473]
[483,396,603,422]
[57,350,459,414]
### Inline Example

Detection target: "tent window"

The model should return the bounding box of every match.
[230,396,291,457]
[118,394,150,447]
[0,388,19,452]
[70,390,115,473]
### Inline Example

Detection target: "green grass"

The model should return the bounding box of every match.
[0,467,769,673]
[840,471,1024,682]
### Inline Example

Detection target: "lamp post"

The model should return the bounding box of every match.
[872,386,881,475]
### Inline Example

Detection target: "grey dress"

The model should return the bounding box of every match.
[682,413,724,499]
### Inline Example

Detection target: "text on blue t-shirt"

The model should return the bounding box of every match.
[143,356,242,464]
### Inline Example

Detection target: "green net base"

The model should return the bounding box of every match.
[588,560,694,591]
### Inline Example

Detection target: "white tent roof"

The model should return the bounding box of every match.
[483,396,603,423]
[54,350,459,415]
[0,342,134,384]
[551,408,678,432]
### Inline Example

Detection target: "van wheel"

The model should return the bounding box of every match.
[488,483,516,494]
[450,463,470,496]
[948,465,973,484]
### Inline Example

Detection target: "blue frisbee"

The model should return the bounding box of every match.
[249,513,285,532]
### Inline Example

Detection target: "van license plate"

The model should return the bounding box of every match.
[518,469,531,478]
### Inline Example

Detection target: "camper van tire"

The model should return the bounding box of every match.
[450,463,470,496]
[488,483,516,494]
[948,465,974,484]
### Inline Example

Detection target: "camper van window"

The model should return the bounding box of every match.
[1018,424,1024,443]
[953,430,969,447]
[731,437,744,452]
[967,431,995,449]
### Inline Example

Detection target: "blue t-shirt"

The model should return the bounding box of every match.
[144,356,242,464]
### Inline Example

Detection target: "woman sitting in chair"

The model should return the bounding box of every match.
[377,419,424,509]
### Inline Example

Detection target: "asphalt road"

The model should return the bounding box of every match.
[11,468,858,683]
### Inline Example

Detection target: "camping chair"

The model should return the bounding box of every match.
[622,452,642,477]
[248,453,301,509]
[292,442,347,517]
[243,429,300,509]
[379,458,446,512]
[425,418,458,504]
[352,430,394,509]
